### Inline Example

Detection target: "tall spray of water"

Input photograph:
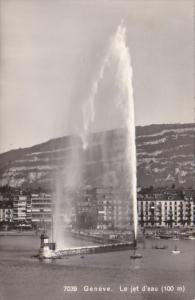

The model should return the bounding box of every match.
[53,22,137,250]
[81,21,138,239]
[111,22,138,240]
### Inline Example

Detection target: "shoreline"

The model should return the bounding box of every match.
[0,230,36,236]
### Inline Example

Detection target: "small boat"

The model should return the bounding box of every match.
[130,253,143,259]
[159,234,172,239]
[130,249,142,259]
[152,245,168,250]
[185,236,195,240]
[172,245,180,254]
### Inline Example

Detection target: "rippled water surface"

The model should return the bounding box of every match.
[0,235,194,300]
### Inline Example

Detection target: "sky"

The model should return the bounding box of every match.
[0,0,194,153]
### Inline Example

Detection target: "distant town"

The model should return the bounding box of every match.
[0,185,194,232]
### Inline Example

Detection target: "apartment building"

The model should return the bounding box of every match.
[31,193,52,226]
[0,201,13,223]
[137,189,195,227]
[13,194,29,223]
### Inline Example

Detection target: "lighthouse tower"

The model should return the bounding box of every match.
[38,231,56,259]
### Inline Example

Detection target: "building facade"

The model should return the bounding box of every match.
[75,187,98,229]
[96,187,131,230]
[0,187,194,230]
[137,189,195,227]
[13,194,29,223]
[74,187,195,230]
[74,186,132,230]
[31,193,52,227]
[0,201,13,223]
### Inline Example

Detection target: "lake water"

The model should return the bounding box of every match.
[0,234,194,300]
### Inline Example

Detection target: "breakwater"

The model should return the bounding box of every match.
[70,231,125,244]
[54,242,133,258]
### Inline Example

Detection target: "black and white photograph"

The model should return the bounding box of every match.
[0,1,194,300]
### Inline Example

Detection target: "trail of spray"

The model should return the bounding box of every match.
[81,54,109,150]
[53,138,83,250]
[81,21,137,239]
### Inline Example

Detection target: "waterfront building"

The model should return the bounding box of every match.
[13,194,29,223]
[31,193,52,227]
[1,186,193,230]
[96,186,114,230]
[26,196,32,223]
[0,201,13,223]
[75,187,98,229]
[96,187,131,230]
[74,186,132,230]
[137,189,195,227]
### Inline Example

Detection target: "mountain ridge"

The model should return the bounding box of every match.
[0,123,194,189]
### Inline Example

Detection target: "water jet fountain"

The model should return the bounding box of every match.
[40,21,141,259]
[82,21,141,258]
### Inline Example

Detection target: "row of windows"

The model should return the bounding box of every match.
[31,214,51,218]
[140,201,193,205]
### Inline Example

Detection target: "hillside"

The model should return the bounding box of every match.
[0,123,194,189]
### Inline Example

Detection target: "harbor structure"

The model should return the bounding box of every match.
[38,231,56,259]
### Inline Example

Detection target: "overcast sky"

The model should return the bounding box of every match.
[0,0,194,153]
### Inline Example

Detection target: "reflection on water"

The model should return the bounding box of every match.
[0,235,194,300]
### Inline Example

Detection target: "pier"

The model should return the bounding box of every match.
[37,239,134,259]
[55,242,133,257]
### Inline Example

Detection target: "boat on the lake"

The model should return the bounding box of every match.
[172,245,181,254]
[159,234,172,239]
[185,235,195,240]
[130,249,143,259]
[152,244,168,250]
